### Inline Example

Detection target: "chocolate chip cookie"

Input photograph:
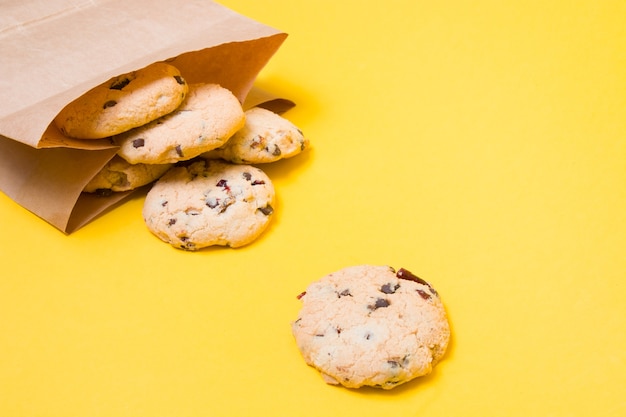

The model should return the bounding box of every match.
[204,107,308,164]
[292,265,451,389]
[54,62,188,139]
[115,83,245,164]
[142,159,275,250]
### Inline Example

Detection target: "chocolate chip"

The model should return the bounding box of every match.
[242,172,252,181]
[337,289,352,298]
[109,77,131,90]
[206,197,219,209]
[417,289,432,300]
[94,188,113,197]
[380,283,400,294]
[396,267,437,295]
[103,100,117,109]
[173,75,186,85]
[257,204,274,216]
[389,355,410,369]
[271,145,281,156]
[251,180,265,185]
[376,298,390,308]
[387,360,400,368]
[175,145,184,157]
[216,179,228,188]
[369,298,390,310]
[396,268,427,285]
[250,135,263,149]
[132,138,145,148]
[218,196,235,213]
[168,218,176,226]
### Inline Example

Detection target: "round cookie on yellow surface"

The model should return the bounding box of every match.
[292,265,451,389]
[142,159,275,250]
[114,83,245,165]
[54,62,188,139]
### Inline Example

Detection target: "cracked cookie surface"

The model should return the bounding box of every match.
[54,62,188,139]
[292,265,450,389]
[142,159,275,250]
[114,83,245,164]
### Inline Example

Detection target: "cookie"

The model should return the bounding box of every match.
[83,155,172,194]
[203,107,309,164]
[292,265,450,389]
[54,62,188,139]
[114,83,245,165]
[142,159,275,250]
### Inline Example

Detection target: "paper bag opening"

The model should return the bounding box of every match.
[0,0,295,233]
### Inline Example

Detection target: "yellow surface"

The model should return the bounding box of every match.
[1,0,625,415]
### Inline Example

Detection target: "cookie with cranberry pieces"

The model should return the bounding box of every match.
[54,62,188,139]
[142,159,275,250]
[292,265,450,389]
[115,83,245,165]
[83,155,172,194]
[203,107,309,164]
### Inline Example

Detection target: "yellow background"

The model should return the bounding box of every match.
[1,0,625,415]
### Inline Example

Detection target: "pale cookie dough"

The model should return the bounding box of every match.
[203,107,309,164]
[114,83,245,165]
[292,265,450,389]
[142,159,275,250]
[54,62,188,139]
[83,155,172,194]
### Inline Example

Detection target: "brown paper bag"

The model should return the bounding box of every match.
[0,0,294,233]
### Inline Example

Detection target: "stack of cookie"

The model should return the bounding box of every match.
[54,61,309,250]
